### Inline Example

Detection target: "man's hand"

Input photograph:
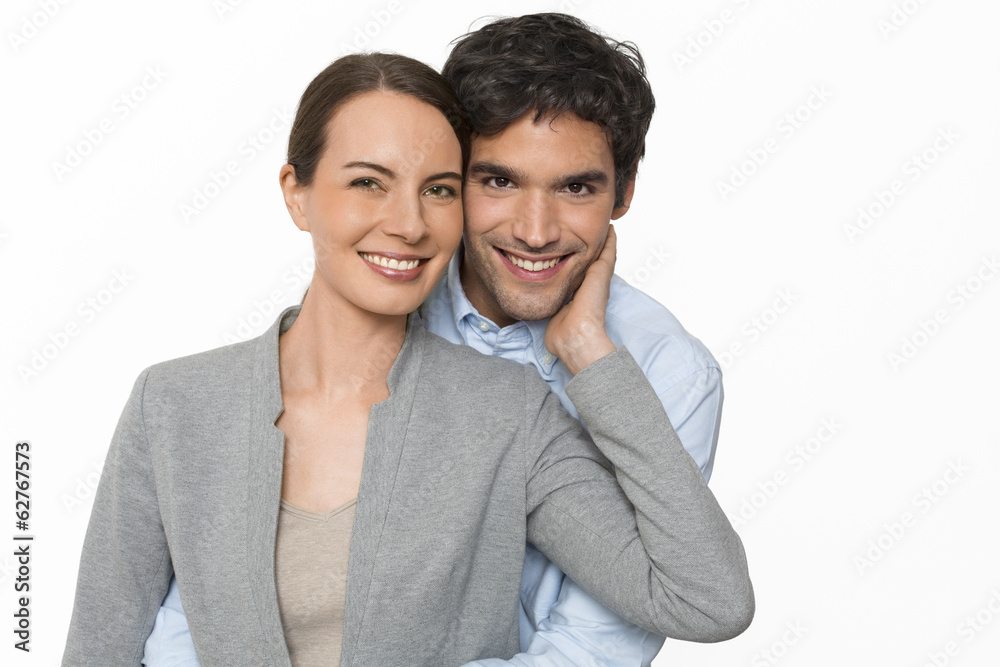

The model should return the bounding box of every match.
[545,224,618,375]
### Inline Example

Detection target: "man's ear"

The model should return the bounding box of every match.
[611,174,636,221]
[280,164,309,232]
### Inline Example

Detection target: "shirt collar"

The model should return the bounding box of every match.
[443,247,558,374]
[444,248,479,334]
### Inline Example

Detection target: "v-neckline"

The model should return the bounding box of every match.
[279,497,358,522]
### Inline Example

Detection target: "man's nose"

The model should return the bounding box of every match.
[512,191,560,249]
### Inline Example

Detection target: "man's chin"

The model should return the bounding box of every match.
[490,270,589,323]
[492,290,567,323]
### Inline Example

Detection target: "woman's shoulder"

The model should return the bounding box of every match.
[139,336,259,402]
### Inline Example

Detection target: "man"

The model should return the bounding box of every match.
[143,13,733,666]
[425,14,726,666]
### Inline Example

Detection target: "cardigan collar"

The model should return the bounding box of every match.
[253,304,425,425]
[245,304,427,664]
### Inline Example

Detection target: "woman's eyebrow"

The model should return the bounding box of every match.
[343,161,395,178]
[422,171,463,184]
[344,162,461,185]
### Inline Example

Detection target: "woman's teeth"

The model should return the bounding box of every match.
[362,253,421,270]
[504,251,561,272]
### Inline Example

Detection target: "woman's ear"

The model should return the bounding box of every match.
[280,164,309,232]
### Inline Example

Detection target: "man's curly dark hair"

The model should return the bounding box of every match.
[442,13,655,208]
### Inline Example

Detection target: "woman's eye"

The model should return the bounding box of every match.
[424,185,456,198]
[353,178,380,190]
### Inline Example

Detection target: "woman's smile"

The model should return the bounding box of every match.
[360,251,429,281]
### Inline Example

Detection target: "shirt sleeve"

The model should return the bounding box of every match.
[142,576,201,666]
[655,367,723,482]
[521,347,753,643]
[461,577,665,667]
[62,368,175,667]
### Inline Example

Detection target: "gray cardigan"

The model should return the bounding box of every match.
[63,306,752,666]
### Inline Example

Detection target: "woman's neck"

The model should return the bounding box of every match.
[277,284,408,403]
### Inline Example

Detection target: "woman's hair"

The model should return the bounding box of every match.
[442,13,655,208]
[287,52,471,186]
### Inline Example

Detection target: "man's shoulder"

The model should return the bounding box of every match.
[605,275,720,387]
[416,323,531,382]
[414,322,558,411]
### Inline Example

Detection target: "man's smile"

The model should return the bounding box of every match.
[496,247,570,280]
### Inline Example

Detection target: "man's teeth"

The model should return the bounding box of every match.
[362,253,421,270]
[504,251,560,272]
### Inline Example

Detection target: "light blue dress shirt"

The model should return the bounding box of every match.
[142,253,723,667]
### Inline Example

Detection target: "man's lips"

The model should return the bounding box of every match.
[496,248,569,280]
[360,252,428,281]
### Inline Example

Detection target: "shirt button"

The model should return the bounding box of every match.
[478,320,490,332]
[542,354,553,365]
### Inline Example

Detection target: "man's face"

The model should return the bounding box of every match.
[460,111,633,327]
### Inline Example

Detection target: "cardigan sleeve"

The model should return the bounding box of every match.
[63,368,174,667]
[522,347,754,643]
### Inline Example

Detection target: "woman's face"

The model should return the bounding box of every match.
[284,90,463,318]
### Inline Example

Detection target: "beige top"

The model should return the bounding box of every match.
[275,496,357,667]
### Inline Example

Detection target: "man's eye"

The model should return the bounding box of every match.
[565,183,589,195]
[487,177,512,188]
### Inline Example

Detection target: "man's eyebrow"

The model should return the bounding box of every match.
[467,161,527,182]
[343,161,395,178]
[558,170,610,187]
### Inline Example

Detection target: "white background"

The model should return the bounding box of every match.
[3,0,999,665]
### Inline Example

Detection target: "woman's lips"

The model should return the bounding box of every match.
[360,252,428,282]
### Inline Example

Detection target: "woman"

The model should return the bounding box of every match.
[62,53,752,666]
